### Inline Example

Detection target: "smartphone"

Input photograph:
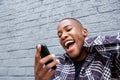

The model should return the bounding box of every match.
[40,44,56,69]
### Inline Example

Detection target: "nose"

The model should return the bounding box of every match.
[61,32,68,40]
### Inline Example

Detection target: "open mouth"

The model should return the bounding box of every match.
[64,40,75,49]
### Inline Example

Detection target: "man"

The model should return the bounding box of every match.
[34,18,120,80]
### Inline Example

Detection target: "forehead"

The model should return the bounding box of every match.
[57,19,82,30]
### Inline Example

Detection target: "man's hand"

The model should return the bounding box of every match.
[34,44,60,80]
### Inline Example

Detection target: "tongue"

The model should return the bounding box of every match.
[67,42,74,49]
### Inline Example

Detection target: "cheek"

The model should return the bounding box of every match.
[75,34,85,46]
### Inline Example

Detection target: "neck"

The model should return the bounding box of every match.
[72,47,87,62]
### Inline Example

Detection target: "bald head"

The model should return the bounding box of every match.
[60,18,81,24]
[58,18,84,29]
[57,17,87,38]
[57,18,88,61]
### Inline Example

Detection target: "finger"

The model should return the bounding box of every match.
[35,59,44,75]
[40,54,55,64]
[43,69,56,79]
[35,55,55,74]
[35,60,45,80]
[36,54,55,71]
[48,70,56,77]
[35,44,42,66]
[45,59,60,70]
[36,56,59,80]
[40,59,60,76]
[35,54,56,78]
[35,74,39,80]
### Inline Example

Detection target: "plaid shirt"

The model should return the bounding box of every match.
[51,33,120,80]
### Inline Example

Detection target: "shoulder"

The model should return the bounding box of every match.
[56,54,73,64]
[56,54,67,64]
[84,32,120,47]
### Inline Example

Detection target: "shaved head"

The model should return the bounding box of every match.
[59,18,83,28]
[57,18,88,61]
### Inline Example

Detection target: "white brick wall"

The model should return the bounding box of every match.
[0,0,120,80]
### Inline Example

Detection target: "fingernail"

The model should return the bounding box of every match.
[51,54,55,58]
[36,44,40,49]
[56,59,60,64]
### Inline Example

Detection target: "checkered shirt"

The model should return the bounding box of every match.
[51,32,120,80]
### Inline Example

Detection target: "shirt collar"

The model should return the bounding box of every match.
[63,53,73,64]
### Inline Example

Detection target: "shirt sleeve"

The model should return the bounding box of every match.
[84,32,120,55]
[102,32,120,72]
[84,32,120,77]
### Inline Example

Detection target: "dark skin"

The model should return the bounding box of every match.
[57,19,88,61]
[34,18,88,80]
[34,44,60,80]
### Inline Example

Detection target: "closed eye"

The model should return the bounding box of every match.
[66,28,72,32]
[65,26,72,33]
[58,32,62,38]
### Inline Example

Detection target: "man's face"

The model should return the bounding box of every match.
[57,19,87,59]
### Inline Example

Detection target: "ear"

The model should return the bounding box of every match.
[82,28,88,37]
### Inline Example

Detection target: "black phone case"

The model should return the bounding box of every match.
[41,44,56,69]
[41,44,50,58]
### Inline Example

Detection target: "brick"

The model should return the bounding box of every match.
[0,58,34,67]
[0,77,34,80]
[0,52,9,59]
[8,49,35,59]
[49,45,65,55]
[98,2,120,13]
[27,0,42,10]
[25,67,34,76]
[43,0,60,5]
[0,0,120,80]
[71,7,97,18]
[0,68,8,76]
[8,68,26,76]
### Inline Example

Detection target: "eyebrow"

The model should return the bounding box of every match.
[57,25,72,34]
[64,25,72,28]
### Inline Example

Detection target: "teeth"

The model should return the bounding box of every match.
[65,41,74,47]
